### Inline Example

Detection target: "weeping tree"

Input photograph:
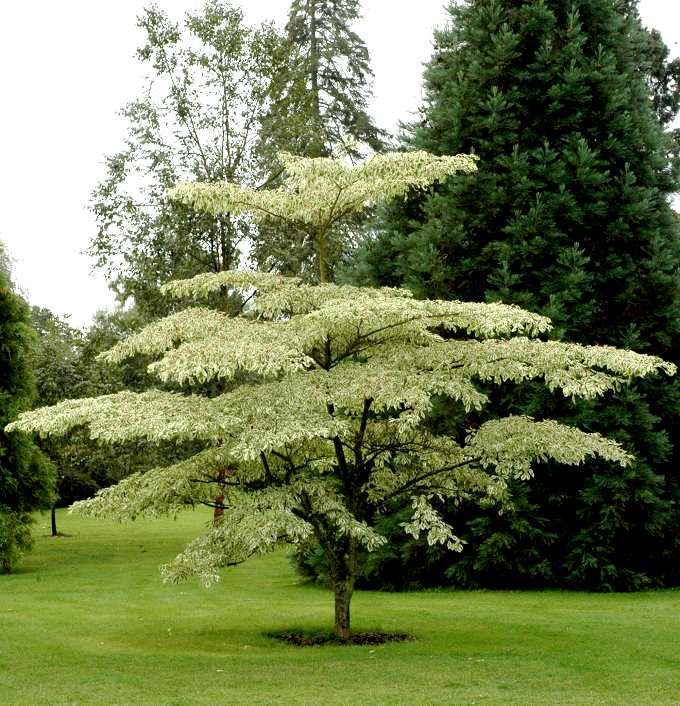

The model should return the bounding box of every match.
[7,152,675,638]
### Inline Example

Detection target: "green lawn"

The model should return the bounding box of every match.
[1,509,679,706]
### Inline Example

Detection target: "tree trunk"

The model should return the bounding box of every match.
[333,578,354,640]
[214,468,225,522]
[332,537,358,640]
[318,229,327,284]
[51,507,57,537]
[213,438,226,522]
[309,0,320,119]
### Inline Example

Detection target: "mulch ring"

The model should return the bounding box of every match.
[274,632,415,647]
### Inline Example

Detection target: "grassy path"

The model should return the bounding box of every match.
[1,509,679,705]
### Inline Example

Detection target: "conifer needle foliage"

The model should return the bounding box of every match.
[351,0,680,591]
[0,251,56,572]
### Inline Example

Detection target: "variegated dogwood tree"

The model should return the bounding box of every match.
[7,151,676,639]
[8,271,675,637]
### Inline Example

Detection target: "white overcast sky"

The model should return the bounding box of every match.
[1,0,679,328]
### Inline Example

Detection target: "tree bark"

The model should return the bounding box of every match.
[309,0,320,119]
[214,440,226,522]
[318,229,327,284]
[332,537,358,640]
[51,507,57,537]
[333,578,354,640]
[214,468,225,522]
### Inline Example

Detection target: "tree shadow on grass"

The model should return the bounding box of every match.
[266,628,415,647]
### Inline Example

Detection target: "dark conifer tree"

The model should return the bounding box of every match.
[0,246,56,572]
[348,0,680,590]
[284,0,386,155]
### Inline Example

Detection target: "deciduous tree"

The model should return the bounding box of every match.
[10,269,675,635]
[172,149,475,283]
[8,153,675,636]
[89,1,293,318]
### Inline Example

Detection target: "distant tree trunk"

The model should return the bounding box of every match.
[51,507,57,537]
[214,231,236,523]
[309,0,320,119]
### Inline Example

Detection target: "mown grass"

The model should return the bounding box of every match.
[1,509,679,705]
